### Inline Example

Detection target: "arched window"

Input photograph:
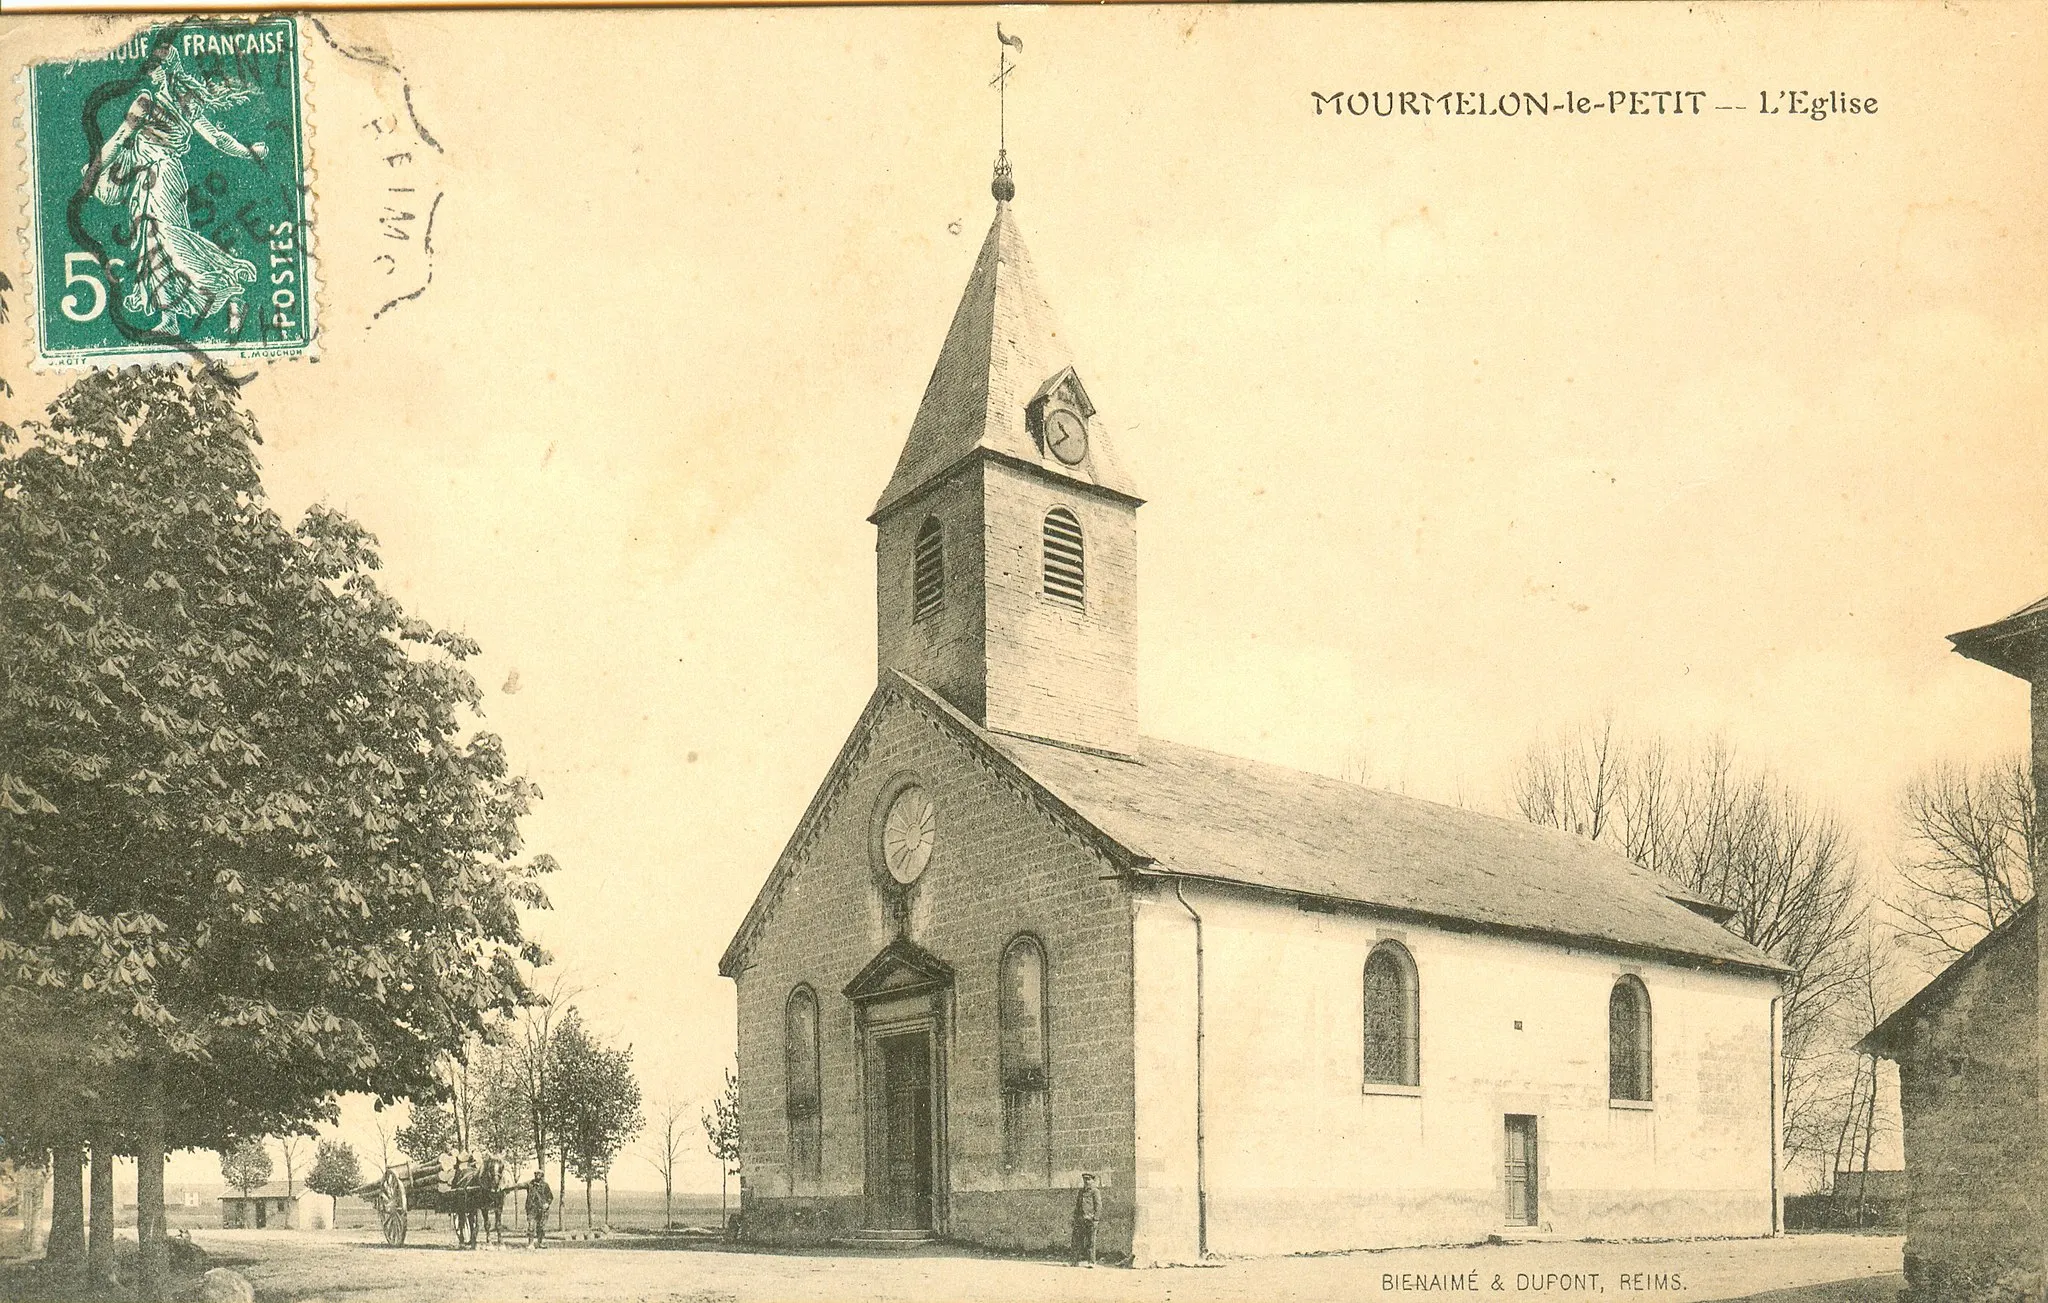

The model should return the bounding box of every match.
[912,518,945,622]
[1362,941,1420,1087]
[785,986,822,1181]
[999,936,1051,1177]
[1042,508,1085,606]
[1609,976,1652,1102]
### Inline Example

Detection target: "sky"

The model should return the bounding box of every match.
[3,3,2045,1194]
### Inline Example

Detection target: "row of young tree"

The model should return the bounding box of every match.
[1507,713,2033,1185]
[212,1050,738,1234]
[0,369,559,1298]
[384,1001,646,1229]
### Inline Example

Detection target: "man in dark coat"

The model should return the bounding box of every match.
[1070,1172,1101,1267]
[524,1171,553,1249]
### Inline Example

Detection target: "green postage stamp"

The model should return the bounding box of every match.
[23,17,313,365]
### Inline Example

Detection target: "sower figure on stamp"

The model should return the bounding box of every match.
[1070,1172,1101,1267]
[86,47,265,336]
[524,1170,552,1249]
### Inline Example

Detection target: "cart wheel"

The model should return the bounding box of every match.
[379,1170,408,1246]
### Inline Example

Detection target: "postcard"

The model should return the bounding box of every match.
[1,7,2043,1302]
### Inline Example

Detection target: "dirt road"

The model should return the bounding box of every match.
[189,1227,1903,1303]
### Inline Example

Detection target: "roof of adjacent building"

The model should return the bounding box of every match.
[1857,897,2037,1059]
[870,200,1140,521]
[217,1185,301,1201]
[1949,593,2048,680]
[720,673,1787,978]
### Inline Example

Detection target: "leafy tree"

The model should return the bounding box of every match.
[471,1041,536,1178]
[1510,716,1869,1173]
[395,1102,456,1164]
[1891,756,2034,959]
[545,1010,642,1227]
[304,1139,363,1204]
[702,1067,741,1221]
[219,1138,273,1196]
[0,368,556,1297]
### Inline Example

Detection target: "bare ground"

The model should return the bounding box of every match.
[163,1228,1904,1303]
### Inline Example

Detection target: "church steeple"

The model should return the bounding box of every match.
[871,178,1138,523]
[872,166,1142,757]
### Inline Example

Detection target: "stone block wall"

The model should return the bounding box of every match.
[874,457,1140,758]
[978,460,1139,756]
[1897,906,2042,1303]
[875,463,988,723]
[729,685,1138,1255]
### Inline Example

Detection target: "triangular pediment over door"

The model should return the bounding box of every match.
[844,937,955,1002]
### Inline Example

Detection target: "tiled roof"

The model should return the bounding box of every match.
[721,674,1788,981]
[959,699,1786,975]
[871,201,1139,521]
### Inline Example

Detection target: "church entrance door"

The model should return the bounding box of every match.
[846,937,952,1234]
[876,1032,936,1230]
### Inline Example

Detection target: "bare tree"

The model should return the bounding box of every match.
[1511,710,1627,843]
[442,1044,477,1153]
[1805,927,1902,1220]
[1891,756,2035,959]
[510,973,583,1193]
[1511,719,1871,1175]
[644,1097,689,1229]
[275,1135,305,1197]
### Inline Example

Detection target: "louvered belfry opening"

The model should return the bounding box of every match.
[912,517,945,621]
[1042,507,1085,606]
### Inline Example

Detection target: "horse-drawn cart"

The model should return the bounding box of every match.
[354,1156,508,1247]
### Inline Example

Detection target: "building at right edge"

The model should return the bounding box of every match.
[1861,596,2048,1303]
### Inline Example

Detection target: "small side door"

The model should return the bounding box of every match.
[1503,1114,1539,1227]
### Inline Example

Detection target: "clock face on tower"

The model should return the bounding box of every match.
[880,785,937,885]
[1044,408,1089,466]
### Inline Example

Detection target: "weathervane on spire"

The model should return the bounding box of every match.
[992,24,1023,202]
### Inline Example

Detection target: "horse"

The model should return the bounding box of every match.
[476,1155,508,1246]
[448,1153,506,1249]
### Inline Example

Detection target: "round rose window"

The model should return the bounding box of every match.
[880,785,937,885]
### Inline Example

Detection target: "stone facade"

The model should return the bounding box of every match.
[876,458,1140,758]
[729,684,1139,1255]
[1932,596,2048,1301]
[1885,905,2042,1303]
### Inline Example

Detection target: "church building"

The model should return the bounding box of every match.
[718,153,1789,1265]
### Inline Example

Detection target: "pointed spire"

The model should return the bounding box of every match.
[871,201,1139,521]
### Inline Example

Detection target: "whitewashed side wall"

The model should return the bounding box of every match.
[1133,878,1781,1258]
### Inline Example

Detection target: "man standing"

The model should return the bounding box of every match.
[1071,1172,1101,1267]
[524,1171,553,1249]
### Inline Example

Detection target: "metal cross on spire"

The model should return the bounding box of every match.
[992,24,1022,201]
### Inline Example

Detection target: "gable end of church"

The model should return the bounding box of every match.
[719,672,1139,980]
